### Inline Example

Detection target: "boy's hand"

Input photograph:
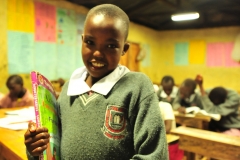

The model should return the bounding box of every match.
[177,107,186,114]
[24,122,50,156]
[195,74,203,86]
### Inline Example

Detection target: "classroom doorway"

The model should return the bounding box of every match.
[119,42,140,71]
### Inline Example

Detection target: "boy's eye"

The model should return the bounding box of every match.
[107,44,117,48]
[85,40,94,45]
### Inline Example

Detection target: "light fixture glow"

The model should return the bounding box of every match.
[171,12,200,21]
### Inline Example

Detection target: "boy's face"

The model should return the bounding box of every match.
[179,85,192,99]
[162,81,173,96]
[82,14,129,79]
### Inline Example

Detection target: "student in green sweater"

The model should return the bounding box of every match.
[156,75,178,104]
[196,75,240,135]
[172,78,203,113]
[24,4,168,160]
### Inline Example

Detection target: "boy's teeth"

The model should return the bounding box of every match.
[92,62,104,67]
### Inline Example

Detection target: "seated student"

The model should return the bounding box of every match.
[196,75,240,136]
[156,75,178,104]
[153,83,159,92]
[172,78,203,113]
[158,101,183,160]
[0,75,34,108]
[52,78,65,98]
[159,101,176,133]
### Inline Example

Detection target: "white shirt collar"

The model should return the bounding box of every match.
[160,86,178,98]
[67,65,130,96]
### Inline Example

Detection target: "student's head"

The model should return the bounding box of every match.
[160,75,175,96]
[209,87,227,105]
[82,4,130,79]
[179,78,196,99]
[57,78,65,87]
[6,75,24,97]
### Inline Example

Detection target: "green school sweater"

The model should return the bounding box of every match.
[201,89,240,130]
[58,72,168,159]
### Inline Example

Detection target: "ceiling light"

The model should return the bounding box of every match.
[171,12,200,21]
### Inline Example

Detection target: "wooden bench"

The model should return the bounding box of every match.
[171,126,240,160]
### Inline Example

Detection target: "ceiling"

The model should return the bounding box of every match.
[67,0,240,31]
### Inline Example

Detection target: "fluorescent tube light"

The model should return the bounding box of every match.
[171,12,200,21]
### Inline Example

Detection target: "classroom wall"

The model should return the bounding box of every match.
[0,0,89,93]
[128,24,240,90]
[1,0,239,94]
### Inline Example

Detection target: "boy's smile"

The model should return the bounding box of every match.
[82,14,129,81]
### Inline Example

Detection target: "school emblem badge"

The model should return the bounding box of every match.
[102,105,127,140]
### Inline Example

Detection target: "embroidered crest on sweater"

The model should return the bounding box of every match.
[102,105,127,140]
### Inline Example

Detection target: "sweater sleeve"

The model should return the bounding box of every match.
[201,89,240,116]
[131,93,168,160]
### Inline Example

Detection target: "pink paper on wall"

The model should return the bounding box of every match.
[206,43,225,67]
[207,42,240,67]
[34,1,56,42]
[224,42,240,67]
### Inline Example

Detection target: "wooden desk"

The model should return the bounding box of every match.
[171,126,240,160]
[174,111,211,130]
[166,134,179,144]
[0,107,28,160]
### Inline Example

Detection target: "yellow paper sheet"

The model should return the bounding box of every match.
[7,0,34,32]
[189,40,206,65]
[0,0,8,92]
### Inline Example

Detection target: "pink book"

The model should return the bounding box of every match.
[31,71,60,160]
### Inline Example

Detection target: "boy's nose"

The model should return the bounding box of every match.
[93,49,104,57]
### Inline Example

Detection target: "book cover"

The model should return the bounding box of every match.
[31,71,60,160]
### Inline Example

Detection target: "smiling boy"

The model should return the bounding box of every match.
[24,4,168,160]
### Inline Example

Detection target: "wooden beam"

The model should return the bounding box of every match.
[126,0,157,16]
[158,0,179,9]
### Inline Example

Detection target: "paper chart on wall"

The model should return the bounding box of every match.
[206,42,240,67]
[224,42,240,67]
[0,0,7,78]
[56,44,76,79]
[57,8,77,45]
[7,31,34,74]
[76,46,84,69]
[174,42,189,65]
[76,13,86,45]
[206,43,225,67]
[7,0,34,32]
[34,1,56,42]
[34,42,57,80]
[189,40,206,65]
[0,0,7,57]
[75,13,85,68]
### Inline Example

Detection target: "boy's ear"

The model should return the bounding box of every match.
[122,43,130,56]
[81,34,84,41]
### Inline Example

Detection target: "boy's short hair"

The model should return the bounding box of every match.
[182,78,196,92]
[209,87,227,104]
[85,4,129,40]
[6,75,23,86]
[161,75,175,85]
